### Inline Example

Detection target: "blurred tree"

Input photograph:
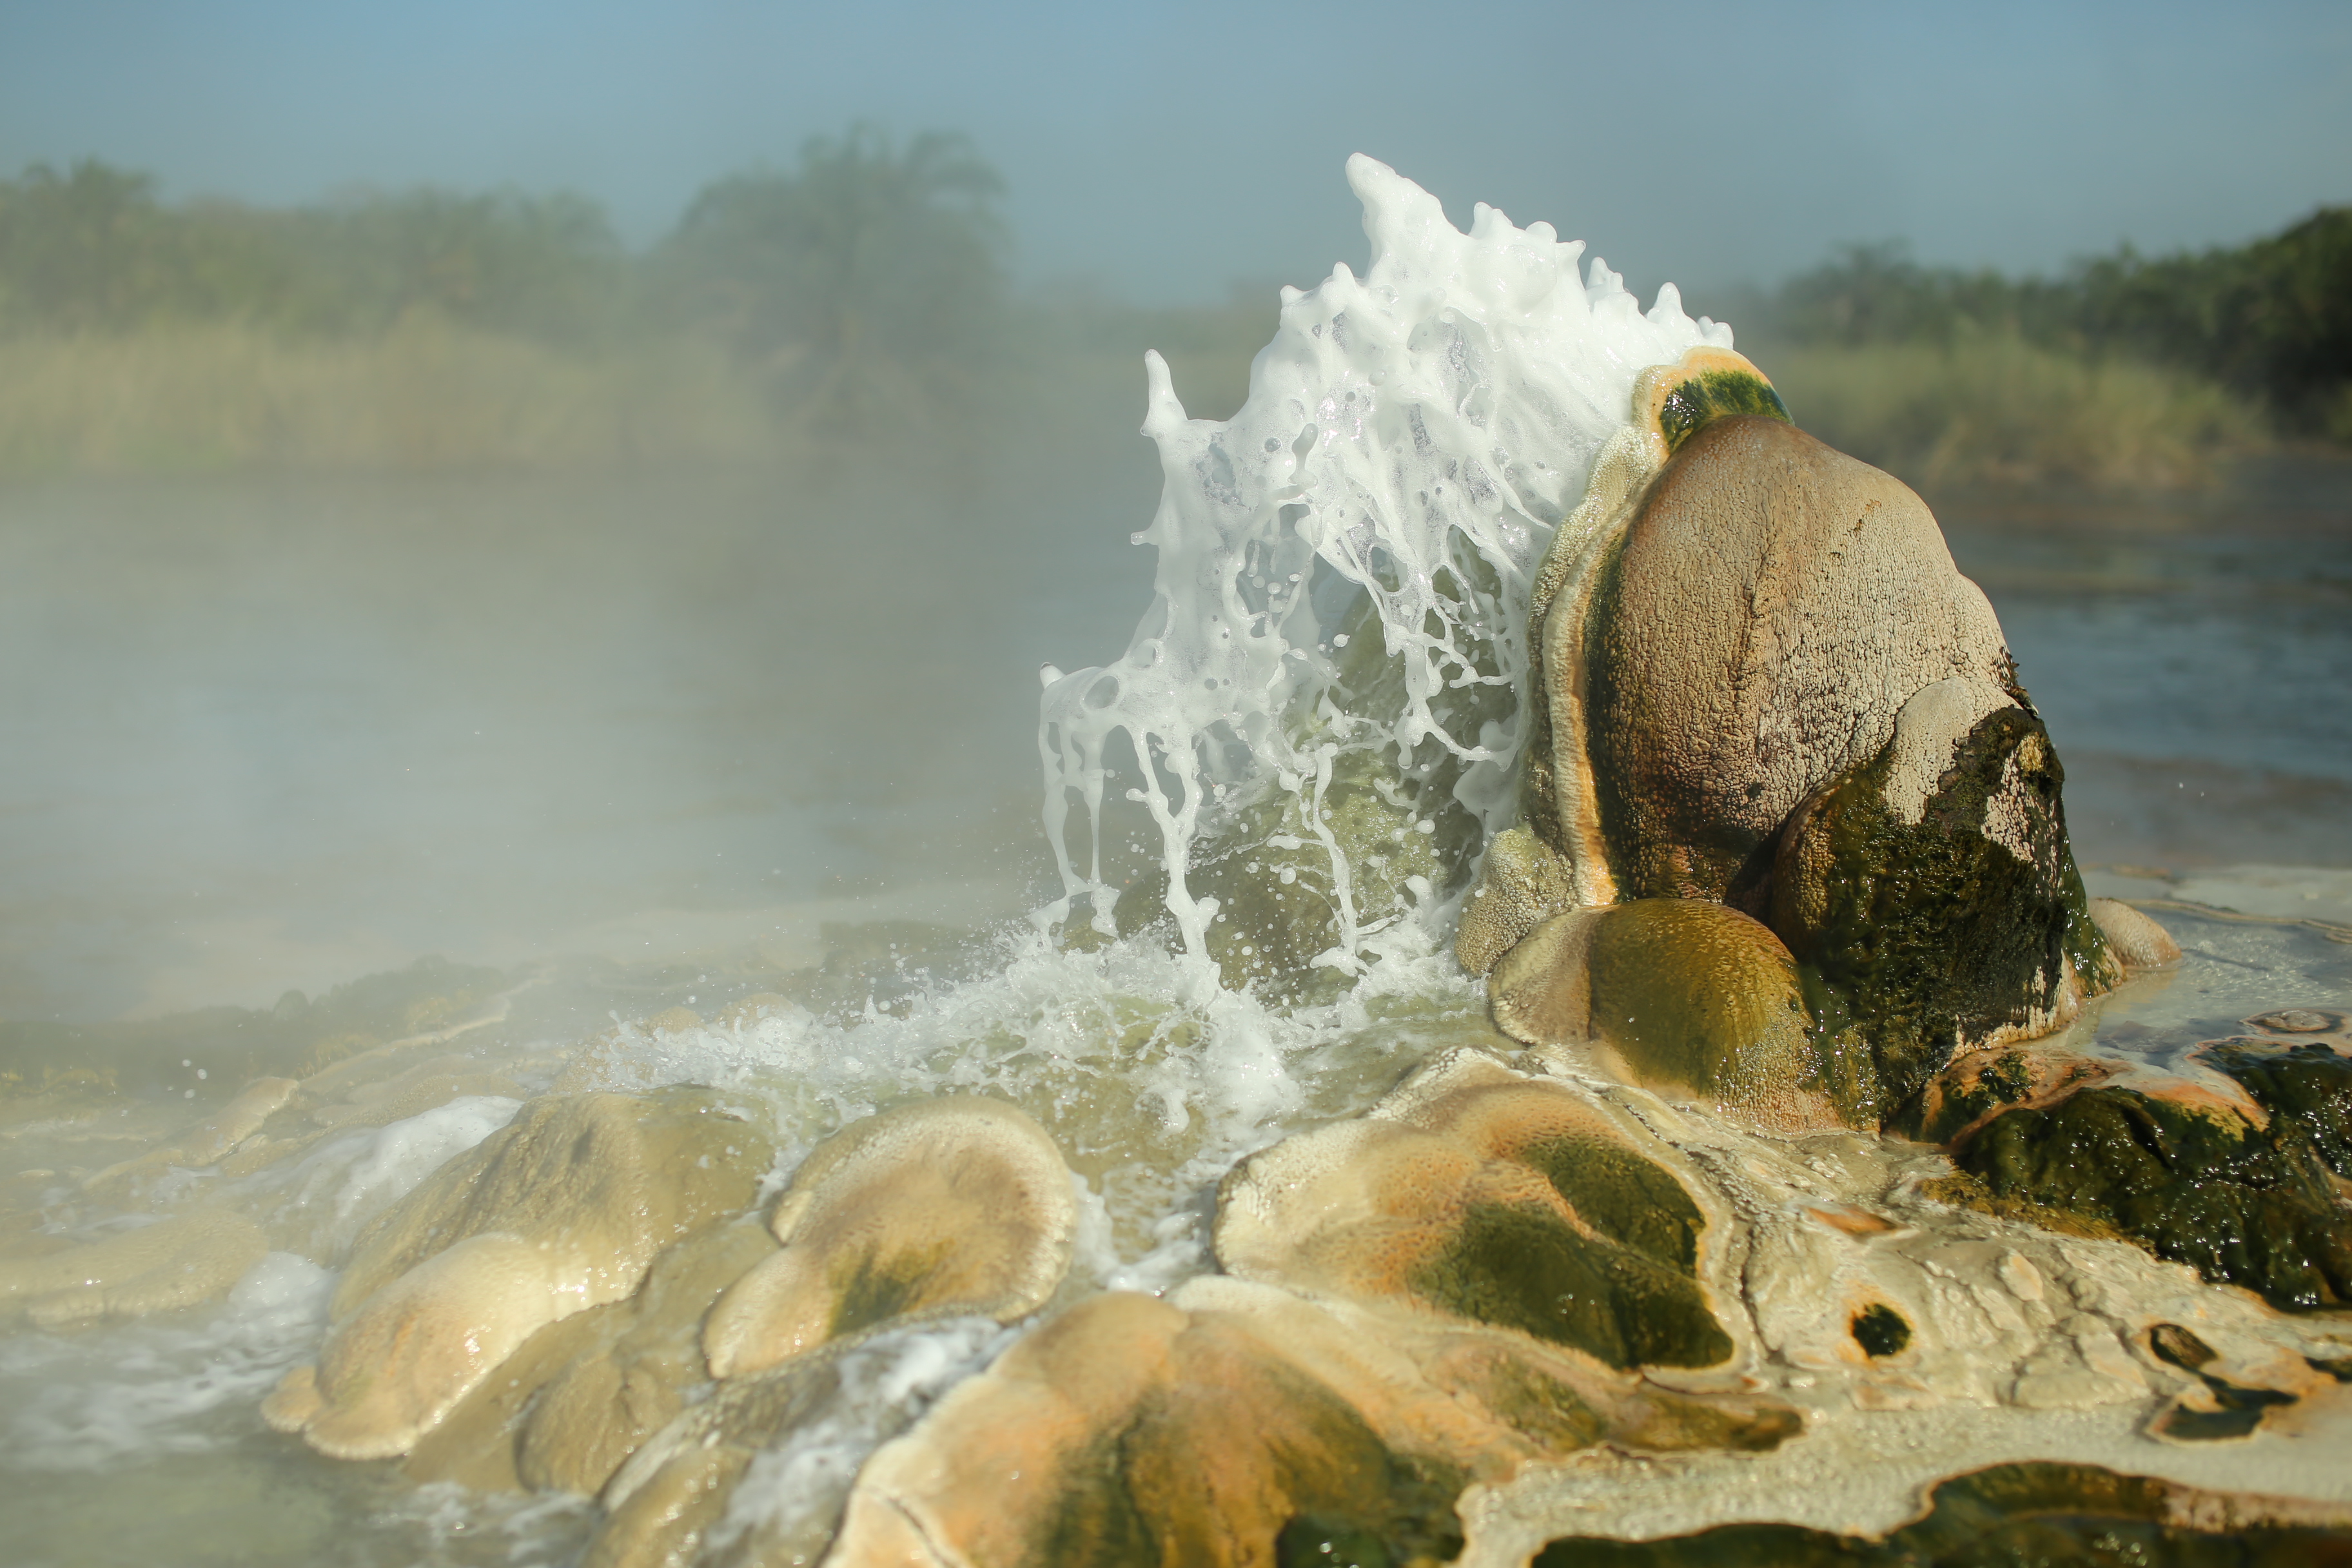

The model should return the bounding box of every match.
[659,126,1009,420]
[1732,211,2351,433]
[0,161,179,330]
[0,160,624,341]
[296,187,626,339]
[2073,208,2352,427]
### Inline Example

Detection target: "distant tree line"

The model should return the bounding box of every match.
[1732,208,2352,433]
[4,136,2345,438]
[0,127,1012,416]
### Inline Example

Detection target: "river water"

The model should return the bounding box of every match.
[3,454,2342,1031]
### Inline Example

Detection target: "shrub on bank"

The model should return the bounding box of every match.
[1765,334,2266,492]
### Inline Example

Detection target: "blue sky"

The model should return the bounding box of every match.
[2,0,2346,304]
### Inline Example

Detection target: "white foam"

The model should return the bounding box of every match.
[708,1317,1014,1565]
[250,1094,523,1262]
[1039,155,1734,969]
[0,1251,327,1472]
[573,925,1462,1259]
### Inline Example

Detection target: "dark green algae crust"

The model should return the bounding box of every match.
[1533,1462,2352,1567]
[1768,704,2112,1132]
[1040,1348,1469,1568]
[1407,1129,1732,1370]
[1945,1036,2352,1313]
[1654,368,1793,455]
[1850,1302,1912,1359]
[1954,1079,2352,1312]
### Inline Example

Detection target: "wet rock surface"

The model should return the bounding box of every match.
[1532,1462,2352,1566]
[1218,1050,1733,1370]
[1769,690,2113,1126]
[1579,415,2016,906]
[1939,1008,2352,1311]
[263,1086,774,1459]
[702,1094,1077,1378]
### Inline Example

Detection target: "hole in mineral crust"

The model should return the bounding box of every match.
[1850,1302,1911,1358]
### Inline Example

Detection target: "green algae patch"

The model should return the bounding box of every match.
[1652,368,1794,455]
[1407,1199,1731,1370]
[1954,1085,2352,1311]
[1770,705,2110,1130]
[1036,1336,1468,1568]
[1850,1302,1912,1358]
[825,1237,957,1340]
[1916,1168,2125,1242]
[1532,1461,2352,1567]
[1522,1129,1706,1273]
[2202,1040,2352,1177]
[1582,898,1866,1129]
[1914,1048,2040,1146]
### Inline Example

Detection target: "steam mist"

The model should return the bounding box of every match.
[0,133,1272,1023]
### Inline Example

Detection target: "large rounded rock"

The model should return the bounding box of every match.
[1578,415,2016,904]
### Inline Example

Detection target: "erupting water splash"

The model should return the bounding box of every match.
[1038,155,1738,978]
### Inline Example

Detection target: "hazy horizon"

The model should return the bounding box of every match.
[3,0,2346,306]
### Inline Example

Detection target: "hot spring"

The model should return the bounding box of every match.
[3,157,2351,1568]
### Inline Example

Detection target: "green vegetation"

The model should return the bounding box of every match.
[1723,210,2352,487]
[2,139,2340,487]
[0,133,1271,476]
[1765,335,2263,490]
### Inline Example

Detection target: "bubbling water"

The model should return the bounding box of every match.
[1038,153,1736,975]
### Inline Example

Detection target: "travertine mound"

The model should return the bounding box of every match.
[262,1087,773,1460]
[819,1277,1794,1568]
[400,1217,781,1494]
[1462,359,2132,1141]
[1217,1050,1732,1369]
[702,1095,1077,1380]
[1580,416,2015,905]
[0,1206,267,1326]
